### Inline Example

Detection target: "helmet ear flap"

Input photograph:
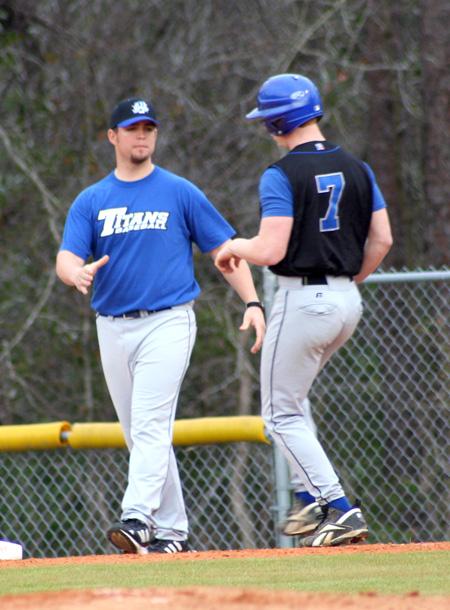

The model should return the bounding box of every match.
[264,117,287,135]
[264,107,321,136]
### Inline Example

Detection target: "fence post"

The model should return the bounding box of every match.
[273,444,294,548]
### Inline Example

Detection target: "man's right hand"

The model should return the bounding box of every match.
[73,255,110,295]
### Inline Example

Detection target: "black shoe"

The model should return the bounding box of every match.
[107,519,153,554]
[281,501,324,536]
[147,538,191,554]
[298,507,369,547]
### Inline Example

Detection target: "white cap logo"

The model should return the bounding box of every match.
[131,101,150,115]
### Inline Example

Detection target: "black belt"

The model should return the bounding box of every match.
[300,274,353,285]
[100,307,172,319]
[301,275,328,285]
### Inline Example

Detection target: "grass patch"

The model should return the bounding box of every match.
[0,551,448,597]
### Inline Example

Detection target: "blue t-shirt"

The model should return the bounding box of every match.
[259,162,387,217]
[60,166,235,315]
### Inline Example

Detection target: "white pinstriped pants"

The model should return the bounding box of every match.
[96,302,196,540]
[261,276,363,504]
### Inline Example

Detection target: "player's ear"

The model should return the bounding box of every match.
[107,128,117,145]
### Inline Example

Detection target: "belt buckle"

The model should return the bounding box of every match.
[122,310,142,320]
[301,275,327,286]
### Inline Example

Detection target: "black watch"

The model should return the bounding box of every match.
[246,301,265,313]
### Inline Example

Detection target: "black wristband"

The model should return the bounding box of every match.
[246,301,265,313]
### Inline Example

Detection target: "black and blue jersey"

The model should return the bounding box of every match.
[259,141,387,277]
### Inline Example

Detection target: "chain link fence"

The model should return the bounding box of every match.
[0,270,448,557]
[308,269,449,545]
[0,444,274,558]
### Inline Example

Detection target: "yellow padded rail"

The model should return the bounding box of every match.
[68,422,123,449]
[173,416,269,447]
[0,417,269,452]
[69,416,269,449]
[0,421,71,452]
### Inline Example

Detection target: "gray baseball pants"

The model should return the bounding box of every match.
[96,302,196,541]
[261,276,363,504]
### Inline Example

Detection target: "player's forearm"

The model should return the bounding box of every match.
[228,236,285,266]
[353,238,393,283]
[221,259,261,304]
[56,250,85,286]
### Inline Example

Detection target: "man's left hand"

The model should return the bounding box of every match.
[240,307,266,354]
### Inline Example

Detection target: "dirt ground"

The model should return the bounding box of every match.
[1,542,449,610]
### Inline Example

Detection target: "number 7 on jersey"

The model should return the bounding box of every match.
[316,172,345,232]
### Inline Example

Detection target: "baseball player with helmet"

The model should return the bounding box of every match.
[215,73,393,547]
[56,96,265,554]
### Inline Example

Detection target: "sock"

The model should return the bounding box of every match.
[328,496,352,512]
[294,491,316,506]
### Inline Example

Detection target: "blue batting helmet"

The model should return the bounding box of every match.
[246,73,323,135]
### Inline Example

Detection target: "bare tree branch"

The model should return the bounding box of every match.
[0,269,56,363]
[0,125,61,244]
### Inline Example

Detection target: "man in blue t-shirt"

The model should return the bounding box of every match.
[215,74,393,547]
[56,97,266,555]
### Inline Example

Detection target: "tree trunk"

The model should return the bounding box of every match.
[365,1,404,268]
[421,0,450,265]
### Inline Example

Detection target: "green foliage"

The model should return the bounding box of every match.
[0,1,447,425]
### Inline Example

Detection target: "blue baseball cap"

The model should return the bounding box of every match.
[109,97,159,129]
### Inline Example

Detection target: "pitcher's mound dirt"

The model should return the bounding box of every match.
[1,542,448,610]
[2,587,450,610]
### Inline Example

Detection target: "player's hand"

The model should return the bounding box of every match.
[73,255,110,295]
[214,245,241,274]
[240,306,266,354]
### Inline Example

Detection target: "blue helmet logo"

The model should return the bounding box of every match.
[246,74,323,135]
